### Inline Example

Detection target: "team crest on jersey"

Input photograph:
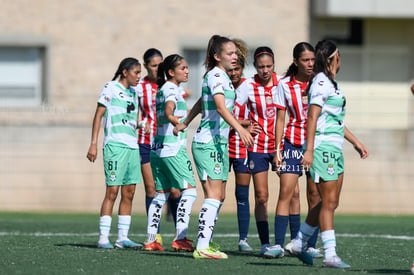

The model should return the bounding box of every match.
[104,96,110,102]
[327,164,335,175]
[265,107,276,119]
[302,95,308,105]
[266,96,273,105]
[214,164,221,175]
[249,160,255,170]
[110,172,116,182]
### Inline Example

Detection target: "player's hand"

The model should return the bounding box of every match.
[301,150,313,171]
[87,145,97,162]
[173,123,187,136]
[354,142,369,159]
[238,127,254,147]
[247,122,262,136]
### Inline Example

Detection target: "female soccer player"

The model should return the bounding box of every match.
[143,54,197,252]
[234,47,281,256]
[228,39,260,252]
[290,40,368,268]
[268,42,321,258]
[87,57,142,249]
[175,35,253,259]
[136,48,181,243]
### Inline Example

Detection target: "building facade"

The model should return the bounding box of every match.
[1,0,413,214]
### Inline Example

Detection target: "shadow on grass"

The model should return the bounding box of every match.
[352,269,411,274]
[55,243,98,249]
[247,262,303,267]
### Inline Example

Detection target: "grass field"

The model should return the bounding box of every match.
[0,213,413,275]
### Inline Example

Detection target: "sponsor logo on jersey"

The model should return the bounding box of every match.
[265,107,276,119]
[213,82,222,90]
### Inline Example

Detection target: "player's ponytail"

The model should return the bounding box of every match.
[156,54,184,87]
[305,40,338,95]
[313,40,338,89]
[204,35,233,77]
[285,42,314,80]
[112,57,140,81]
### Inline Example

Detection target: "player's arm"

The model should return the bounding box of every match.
[173,96,202,135]
[165,101,182,126]
[344,126,369,159]
[301,104,321,168]
[214,93,253,147]
[274,108,286,167]
[87,104,106,162]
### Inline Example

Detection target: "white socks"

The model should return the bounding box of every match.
[99,215,112,244]
[117,215,131,242]
[321,229,337,259]
[147,192,170,242]
[294,222,318,250]
[175,188,197,240]
[196,198,221,250]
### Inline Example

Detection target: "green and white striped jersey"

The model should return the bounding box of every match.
[193,66,235,144]
[309,73,346,151]
[97,80,138,149]
[152,81,188,157]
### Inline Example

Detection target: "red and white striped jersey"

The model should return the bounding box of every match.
[274,75,309,147]
[235,73,281,153]
[229,78,249,158]
[134,76,157,145]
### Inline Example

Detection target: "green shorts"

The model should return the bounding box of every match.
[150,147,196,191]
[192,140,229,182]
[309,143,344,183]
[103,143,141,186]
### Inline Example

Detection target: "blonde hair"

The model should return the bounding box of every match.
[233,38,248,68]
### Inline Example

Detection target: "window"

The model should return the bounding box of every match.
[0,43,47,107]
[311,18,412,83]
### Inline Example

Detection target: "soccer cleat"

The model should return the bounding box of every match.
[193,248,228,259]
[263,244,284,258]
[290,242,313,265]
[284,240,294,256]
[259,244,271,256]
[97,242,114,249]
[114,239,143,249]
[156,233,163,245]
[144,240,164,251]
[209,241,221,252]
[322,255,351,268]
[172,238,194,252]
[306,247,323,258]
[238,239,253,252]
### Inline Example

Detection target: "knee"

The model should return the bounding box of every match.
[307,190,320,207]
[324,199,339,211]
[235,185,249,201]
[255,194,268,206]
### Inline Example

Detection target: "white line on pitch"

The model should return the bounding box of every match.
[0,232,413,240]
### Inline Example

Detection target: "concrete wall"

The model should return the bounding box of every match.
[1,1,413,215]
